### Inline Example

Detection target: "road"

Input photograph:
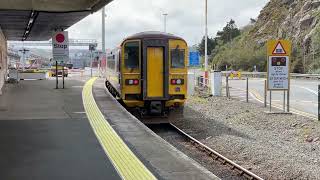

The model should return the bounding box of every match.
[189,69,318,119]
[227,78,319,119]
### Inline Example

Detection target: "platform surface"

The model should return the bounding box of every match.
[0,76,219,180]
[0,77,121,180]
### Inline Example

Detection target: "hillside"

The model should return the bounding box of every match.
[212,0,320,73]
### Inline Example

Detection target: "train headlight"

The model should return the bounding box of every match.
[171,79,184,85]
[126,79,139,85]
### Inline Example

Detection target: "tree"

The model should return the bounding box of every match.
[216,19,241,43]
[197,36,217,57]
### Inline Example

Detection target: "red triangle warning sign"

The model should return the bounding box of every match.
[272,41,286,55]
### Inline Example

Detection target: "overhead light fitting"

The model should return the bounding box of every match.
[22,11,39,41]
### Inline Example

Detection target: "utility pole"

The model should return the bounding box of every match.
[204,0,209,83]
[102,7,106,57]
[163,13,168,32]
[204,0,208,72]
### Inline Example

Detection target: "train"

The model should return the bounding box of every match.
[105,31,188,118]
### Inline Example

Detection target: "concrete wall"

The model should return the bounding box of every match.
[0,26,7,94]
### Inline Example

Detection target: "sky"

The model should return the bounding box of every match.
[68,0,269,49]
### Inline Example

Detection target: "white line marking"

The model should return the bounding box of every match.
[293,86,318,96]
[73,112,86,114]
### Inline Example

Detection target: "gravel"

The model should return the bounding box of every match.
[171,95,320,180]
[148,124,246,180]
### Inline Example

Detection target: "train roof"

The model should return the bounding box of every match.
[122,31,185,43]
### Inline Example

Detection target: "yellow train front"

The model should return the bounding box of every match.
[106,31,188,117]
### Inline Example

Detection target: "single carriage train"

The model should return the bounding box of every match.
[105,31,188,117]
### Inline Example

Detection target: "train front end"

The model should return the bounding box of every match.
[120,32,188,117]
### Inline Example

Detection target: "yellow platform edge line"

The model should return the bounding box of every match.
[82,77,157,180]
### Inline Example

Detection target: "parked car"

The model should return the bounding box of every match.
[50,66,68,77]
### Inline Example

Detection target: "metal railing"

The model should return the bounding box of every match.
[221,71,320,80]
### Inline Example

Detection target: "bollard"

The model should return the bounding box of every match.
[318,85,320,121]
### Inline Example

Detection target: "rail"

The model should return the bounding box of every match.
[169,123,264,180]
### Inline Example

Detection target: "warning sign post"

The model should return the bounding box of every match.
[52,31,69,62]
[266,40,292,114]
[52,31,69,89]
[268,56,289,90]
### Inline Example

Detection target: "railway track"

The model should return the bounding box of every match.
[148,123,264,180]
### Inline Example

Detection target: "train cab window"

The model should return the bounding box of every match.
[171,49,185,68]
[124,41,140,69]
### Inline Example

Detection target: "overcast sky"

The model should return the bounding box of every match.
[68,0,269,49]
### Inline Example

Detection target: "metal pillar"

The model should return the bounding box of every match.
[62,64,65,89]
[102,7,106,56]
[90,50,93,77]
[55,61,58,89]
[163,13,168,32]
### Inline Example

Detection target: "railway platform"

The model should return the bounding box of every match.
[0,76,219,180]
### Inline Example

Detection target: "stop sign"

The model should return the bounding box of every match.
[52,31,69,62]
[55,33,65,43]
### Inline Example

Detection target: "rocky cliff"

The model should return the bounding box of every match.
[213,0,320,73]
[252,0,320,46]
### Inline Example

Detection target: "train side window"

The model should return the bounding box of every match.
[124,42,139,69]
[171,49,185,68]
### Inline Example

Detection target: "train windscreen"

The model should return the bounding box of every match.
[171,49,185,68]
[124,42,139,69]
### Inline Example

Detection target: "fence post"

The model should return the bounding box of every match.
[269,90,272,112]
[264,80,267,107]
[318,85,320,121]
[283,90,286,112]
[55,61,58,89]
[226,76,230,98]
[246,78,249,103]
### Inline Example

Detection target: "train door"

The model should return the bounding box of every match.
[146,47,164,98]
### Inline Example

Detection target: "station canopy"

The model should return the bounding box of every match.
[0,0,113,41]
